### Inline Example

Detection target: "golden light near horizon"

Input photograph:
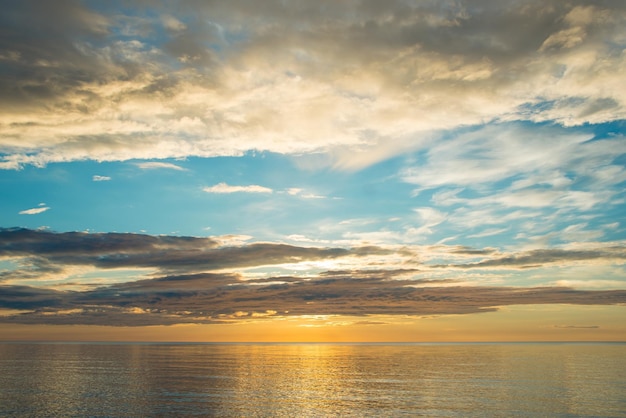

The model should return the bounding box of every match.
[1,305,624,343]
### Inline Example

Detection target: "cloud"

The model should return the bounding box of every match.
[285,188,326,199]
[554,325,599,329]
[413,207,447,236]
[467,228,509,239]
[18,207,50,215]
[448,247,497,256]
[135,162,186,171]
[1,273,625,326]
[92,175,111,181]
[440,247,626,270]
[0,1,624,169]
[0,228,624,326]
[398,122,626,243]
[203,183,273,194]
[402,123,624,190]
[0,228,387,275]
[0,285,66,310]
[552,279,626,290]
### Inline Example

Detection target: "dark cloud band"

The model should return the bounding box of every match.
[1,272,625,326]
[1,228,625,326]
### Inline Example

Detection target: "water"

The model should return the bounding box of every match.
[0,343,624,417]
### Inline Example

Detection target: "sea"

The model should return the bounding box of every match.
[0,342,624,417]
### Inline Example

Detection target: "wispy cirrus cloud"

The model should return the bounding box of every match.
[403,124,625,191]
[400,122,626,244]
[135,162,186,171]
[92,175,111,181]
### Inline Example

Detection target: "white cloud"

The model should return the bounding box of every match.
[411,207,448,237]
[135,162,186,171]
[414,207,447,227]
[92,175,111,181]
[397,123,626,242]
[467,228,509,239]
[285,188,326,199]
[1,2,624,170]
[162,15,186,32]
[431,188,465,206]
[19,206,50,215]
[300,193,326,199]
[211,234,254,247]
[402,124,599,189]
[203,183,273,194]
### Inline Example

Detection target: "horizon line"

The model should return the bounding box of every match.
[1,341,624,345]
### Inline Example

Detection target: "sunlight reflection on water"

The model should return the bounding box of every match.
[0,343,625,416]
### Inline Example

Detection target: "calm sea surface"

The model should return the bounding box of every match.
[0,343,624,417]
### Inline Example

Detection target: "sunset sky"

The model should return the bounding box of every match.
[1,0,625,342]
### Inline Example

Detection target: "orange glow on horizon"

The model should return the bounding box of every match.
[0,305,624,343]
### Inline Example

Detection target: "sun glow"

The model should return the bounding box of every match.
[2,305,624,343]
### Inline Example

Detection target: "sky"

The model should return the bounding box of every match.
[1,0,625,342]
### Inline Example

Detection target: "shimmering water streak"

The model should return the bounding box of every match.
[0,343,624,417]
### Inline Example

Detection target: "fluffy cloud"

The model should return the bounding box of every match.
[0,1,624,169]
